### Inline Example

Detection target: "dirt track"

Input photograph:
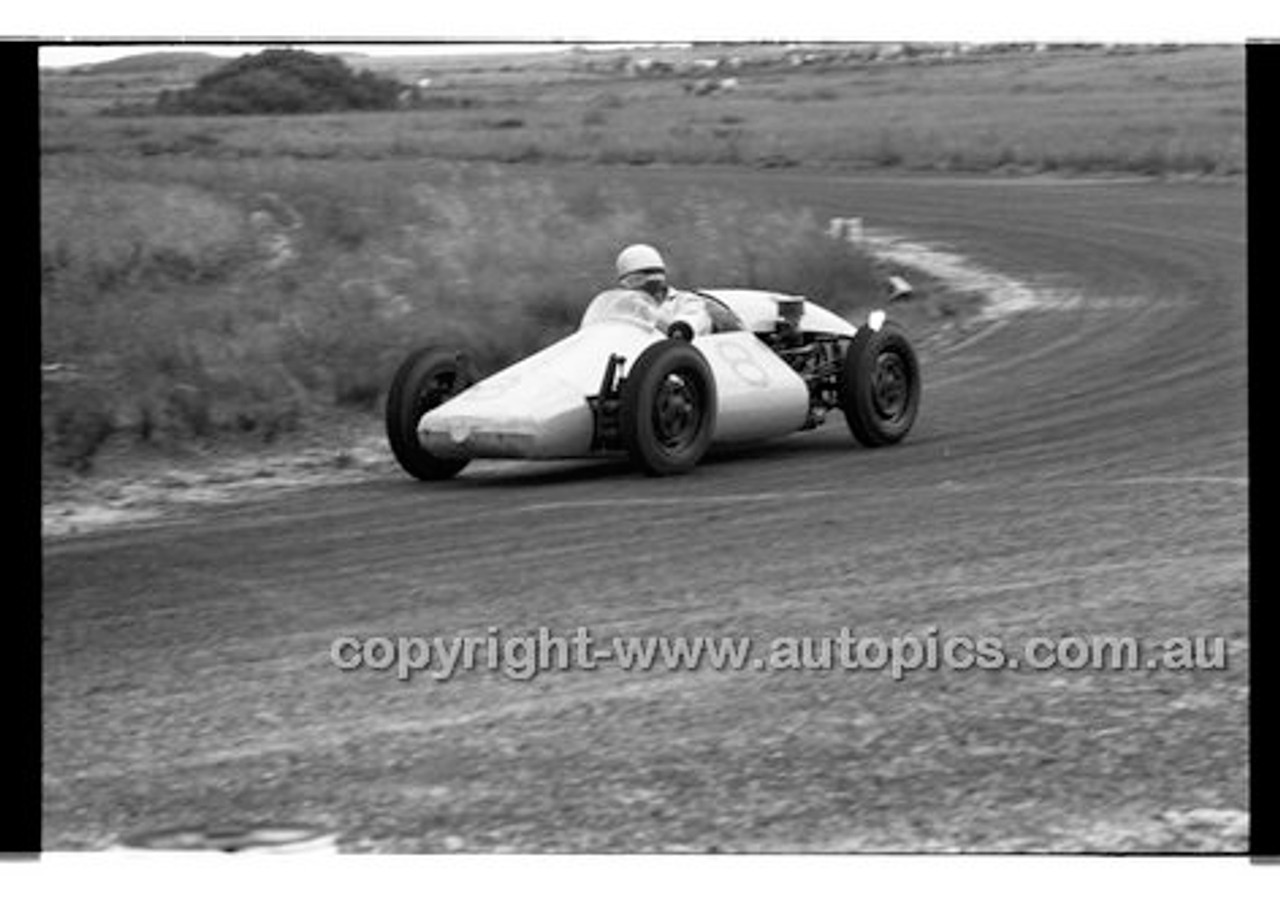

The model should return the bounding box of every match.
[42,172,1248,852]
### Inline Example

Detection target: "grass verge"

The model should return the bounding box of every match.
[44,159,948,474]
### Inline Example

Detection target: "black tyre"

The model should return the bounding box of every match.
[620,339,717,475]
[385,346,477,480]
[839,321,920,447]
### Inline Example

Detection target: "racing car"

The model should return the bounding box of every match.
[385,287,920,478]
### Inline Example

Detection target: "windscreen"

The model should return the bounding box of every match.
[579,289,663,331]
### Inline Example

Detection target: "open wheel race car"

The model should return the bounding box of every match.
[385,288,921,479]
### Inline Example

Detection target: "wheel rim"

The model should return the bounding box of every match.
[871,352,910,422]
[652,372,704,452]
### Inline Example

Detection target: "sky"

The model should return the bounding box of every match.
[21,0,1280,69]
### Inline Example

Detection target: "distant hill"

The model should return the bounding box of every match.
[68,51,228,75]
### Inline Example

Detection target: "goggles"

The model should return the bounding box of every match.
[620,268,667,291]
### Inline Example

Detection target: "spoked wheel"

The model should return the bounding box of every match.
[839,321,921,447]
[384,346,477,480]
[620,339,717,475]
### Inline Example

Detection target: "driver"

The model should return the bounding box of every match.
[615,244,713,339]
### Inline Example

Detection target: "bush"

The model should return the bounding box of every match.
[156,49,406,115]
[42,376,117,473]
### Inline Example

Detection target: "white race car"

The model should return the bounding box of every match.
[386,287,920,478]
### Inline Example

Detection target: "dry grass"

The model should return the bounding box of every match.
[41,157,887,471]
[41,45,1244,175]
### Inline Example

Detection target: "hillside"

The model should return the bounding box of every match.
[65,51,227,75]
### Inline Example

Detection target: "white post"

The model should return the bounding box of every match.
[826,216,864,244]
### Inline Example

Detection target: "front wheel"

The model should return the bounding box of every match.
[839,322,920,447]
[385,346,477,480]
[620,339,717,475]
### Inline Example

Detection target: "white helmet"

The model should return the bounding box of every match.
[615,244,666,280]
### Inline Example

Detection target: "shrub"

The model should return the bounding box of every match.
[155,49,406,115]
[42,376,117,473]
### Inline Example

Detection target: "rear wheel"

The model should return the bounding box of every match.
[620,340,717,475]
[839,322,920,446]
[385,346,477,480]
